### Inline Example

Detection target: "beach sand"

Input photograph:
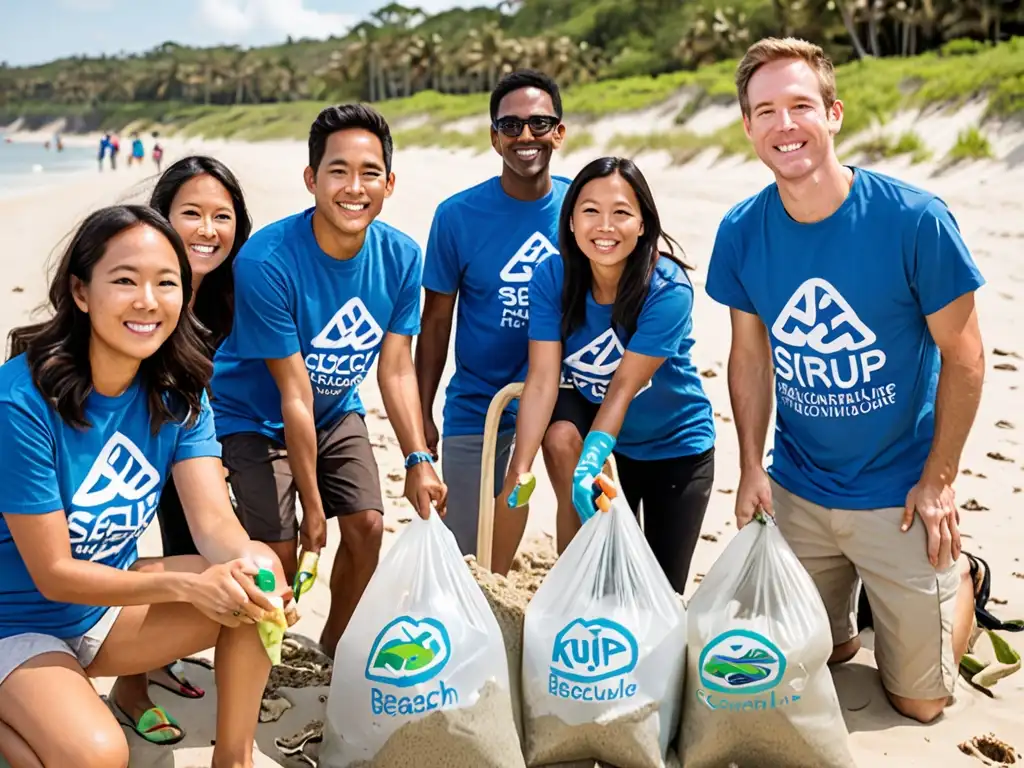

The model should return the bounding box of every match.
[1,125,1022,768]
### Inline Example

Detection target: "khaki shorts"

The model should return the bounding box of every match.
[222,412,384,543]
[770,478,961,701]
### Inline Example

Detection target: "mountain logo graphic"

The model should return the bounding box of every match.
[71,432,161,509]
[697,629,787,695]
[771,278,876,355]
[364,615,452,688]
[311,297,384,351]
[499,231,558,283]
[564,328,650,398]
[549,617,639,684]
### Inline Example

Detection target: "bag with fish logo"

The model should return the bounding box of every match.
[319,510,525,768]
[521,476,687,768]
[677,512,857,768]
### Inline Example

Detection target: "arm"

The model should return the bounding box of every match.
[507,339,564,476]
[266,355,326,551]
[591,351,664,437]
[728,308,775,474]
[414,289,456,456]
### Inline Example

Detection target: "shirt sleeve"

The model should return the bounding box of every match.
[628,281,691,358]
[705,219,757,314]
[422,206,461,295]
[909,198,986,316]
[388,243,424,336]
[527,258,562,342]
[0,400,62,514]
[231,256,300,360]
[173,392,222,464]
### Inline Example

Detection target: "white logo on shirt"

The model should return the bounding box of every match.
[498,231,559,329]
[771,278,893,417]
[67,433,161,562]
[306,297,384,397]
[564,328,651,401]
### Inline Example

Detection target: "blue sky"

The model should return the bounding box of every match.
[3,0,475,67]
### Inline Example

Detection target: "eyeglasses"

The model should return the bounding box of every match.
[493,114,561,138]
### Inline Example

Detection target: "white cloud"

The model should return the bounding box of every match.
[58,0,116,9]
[197,0,356,42]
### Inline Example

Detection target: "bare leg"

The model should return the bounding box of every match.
[265,539,298,589]
[542,422,584,554]
[320,510,383,657]
[86,555,272,768]
[490,491,528,577]
[0,653,130,768]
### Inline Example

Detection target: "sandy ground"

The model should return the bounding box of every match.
[1,121,1023,768]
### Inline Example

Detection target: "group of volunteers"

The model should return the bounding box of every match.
[0,32,998,768]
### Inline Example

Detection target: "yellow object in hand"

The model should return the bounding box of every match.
[254,568,288,665]
[292,550,320,602]
[506,472,536,509]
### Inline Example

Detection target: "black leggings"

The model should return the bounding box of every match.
[550,387,715,594]
[157,475,201,557]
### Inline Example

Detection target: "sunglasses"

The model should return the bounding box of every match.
[493,114,561,138]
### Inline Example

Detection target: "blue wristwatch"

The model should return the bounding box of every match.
[404,451,434,470]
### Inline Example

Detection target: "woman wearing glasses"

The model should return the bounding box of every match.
[417,69,574,574]
[499,156,717,594]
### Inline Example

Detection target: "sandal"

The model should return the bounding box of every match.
[110,699,185,745]
[149,659,206,699]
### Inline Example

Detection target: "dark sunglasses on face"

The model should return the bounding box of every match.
[493,114,561,138]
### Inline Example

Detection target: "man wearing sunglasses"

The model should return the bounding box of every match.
[416,69,570,572]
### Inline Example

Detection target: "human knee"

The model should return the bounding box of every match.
[889,693,946,724]
[343,511,384,554]
[62,724,129,768]
[828,637,861,665]
[542,422,582,467]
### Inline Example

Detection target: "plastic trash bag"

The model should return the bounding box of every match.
[677,512,857,768]
[521,478,687,768]
[318,511,525,768]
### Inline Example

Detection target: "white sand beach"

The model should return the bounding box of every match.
[1,113,1023,768]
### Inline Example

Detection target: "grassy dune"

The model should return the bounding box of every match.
[4,37,1022,162]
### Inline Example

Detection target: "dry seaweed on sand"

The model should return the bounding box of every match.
[260,635,333,723]
[958,733,1018,766]
[275,719,324,767]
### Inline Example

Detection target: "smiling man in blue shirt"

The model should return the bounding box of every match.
[211,105,446,657]
[415,70,571,573]
[706,37,986,725]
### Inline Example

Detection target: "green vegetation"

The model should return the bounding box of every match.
[946,126,995,162]
[847,130,932,164]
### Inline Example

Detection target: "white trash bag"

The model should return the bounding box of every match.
[678,512,858,768]
[319,511,525,768]
[521,478,686,768]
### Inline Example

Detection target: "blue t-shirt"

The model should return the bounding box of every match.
[705,167,985,509]
[423,176,570,437]
[0,354,221,640]
[529,253,716,461]
[211,209,423,441]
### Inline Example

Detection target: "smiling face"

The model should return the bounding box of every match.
[491,87,565,179]
[570,172,645,270]
[167,173,236,282]
[743,58,843,182]
[72,224,183,367]
[304,128,395,238]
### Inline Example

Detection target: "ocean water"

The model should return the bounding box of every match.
[0,140,98,199]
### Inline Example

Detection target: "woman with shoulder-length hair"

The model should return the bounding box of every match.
[500,156,716,593]
[0,205,292,767]
[112,155,254,741]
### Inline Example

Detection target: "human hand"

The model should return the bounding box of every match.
[572,431,616,524]
[735,467,774,529]
[903,479,960,569]
[299,507,328,555]
[423,415,439,461]
[185,559,276,627]
[405,461,447,519]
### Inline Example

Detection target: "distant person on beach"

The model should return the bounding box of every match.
[109,133,120,170]
[131,133,145,167]
[705,36,987,723]
[416,69,569,571]
[153,142,164,173]
[112,156,254,744]
[98,134,111,172]
[0,205,292,766]
[209,104,445,658]
[500,156,716,592]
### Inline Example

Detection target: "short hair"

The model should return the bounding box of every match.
[735,37,837,117]
[489,69,563,124]
[308,104,394,174]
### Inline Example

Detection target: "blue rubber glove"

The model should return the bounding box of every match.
[572,431,616,523]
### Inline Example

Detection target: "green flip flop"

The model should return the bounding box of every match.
[112,700,185,745]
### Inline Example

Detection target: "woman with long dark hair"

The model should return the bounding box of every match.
[113,155,253,740]
[500,156,716,593]
[0,205,291,766]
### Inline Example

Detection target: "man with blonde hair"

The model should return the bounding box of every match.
[705,36,987,723]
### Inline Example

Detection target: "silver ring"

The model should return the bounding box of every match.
[232,610,241,617]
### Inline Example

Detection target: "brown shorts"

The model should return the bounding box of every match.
[770,478,961,701]
[222,412,384,543]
